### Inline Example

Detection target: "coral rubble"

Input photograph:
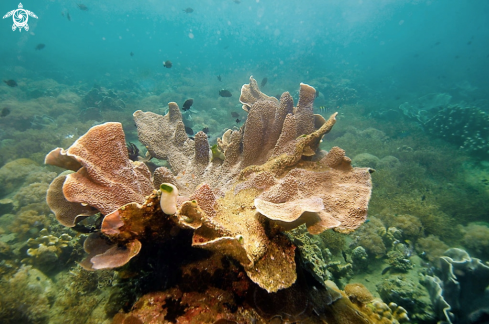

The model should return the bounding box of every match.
[45,77,373,297]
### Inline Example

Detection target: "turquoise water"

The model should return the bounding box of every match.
[1,1,489,323]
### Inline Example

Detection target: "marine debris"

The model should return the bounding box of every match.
[45,77,373,295]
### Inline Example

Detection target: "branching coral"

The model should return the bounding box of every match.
[24,228,73,272]
[45,77,373,293]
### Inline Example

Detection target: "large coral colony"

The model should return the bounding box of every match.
[44,77,395,321]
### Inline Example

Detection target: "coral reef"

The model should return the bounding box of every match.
[83,86,126,111]
[0,158,40,197]
[415,234,449,264]
[462,223,489,259]
[24,228,73,273]
[352,152,381,169]
[322,281,410,324]
[0,265,55,324]
[286,225,335,284]
[384,214,424,240]
[377,275,433,322]
[45,77,373,295]
[351,217,387,257]
[351,246,369,273]
[422,248,489,324]
[45,121,153,223]
[386,251,413,273]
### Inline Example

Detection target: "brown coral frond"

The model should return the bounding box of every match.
[46,174,97,227]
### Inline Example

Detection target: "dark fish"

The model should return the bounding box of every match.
[183,7,194,13]
[467,41,472,45]
[315,89,320,98]
[342,251,348,263]
[67,12,71,21]
[381,266,391,275]
[182,98,193,111]
[3,80,17,87]
[185,126,194,135]
[434,41,441,46]
[235,118,241,123]
[1,107,11,117]
[72,223,96,234]
[234,0,241,3]
[261,77,268,87]
[130,52,134,57]
[421,194,426,201]
[219,89,232,97]
[202,127,209,134]
[35,43,45,50]
[126,142,139,161]
[77,4,88,10]
[217,75,221,82]
[163,60,172,68]
[231,112,239,118]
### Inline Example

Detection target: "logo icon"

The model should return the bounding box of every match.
[3,3,38,32]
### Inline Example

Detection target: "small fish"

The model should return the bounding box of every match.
[130,52,134,57]
[185,126,194,135]
[163,60,172,68]
[234,0,241,3]
[381,267,391,275]
[202,127,209,134]
[126,142,139,161]
[467,41,472,45]
[1,107,11,117]
[434,41,441,46]
[315,89,320,98]
[217,75,222,82]
[211,144,225,161]
[183,7,194,13]
[77,3,88,11]
[342,251,348,263]
[67,12,71,21]
[421,194,426,201]
[235,118,241,123]
[219,89,232,97]
[182,98,193,111]
[35,43,45,50]
[231,112,239,118]
[3,80,17,87]
[261,77,268,87]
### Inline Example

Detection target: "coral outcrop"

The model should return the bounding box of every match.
[24,228,73,272]
[422,248,489,324]
[45,77,373,293]
[45,122,154,225]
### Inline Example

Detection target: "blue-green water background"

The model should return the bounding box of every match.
[2,0,489,97]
